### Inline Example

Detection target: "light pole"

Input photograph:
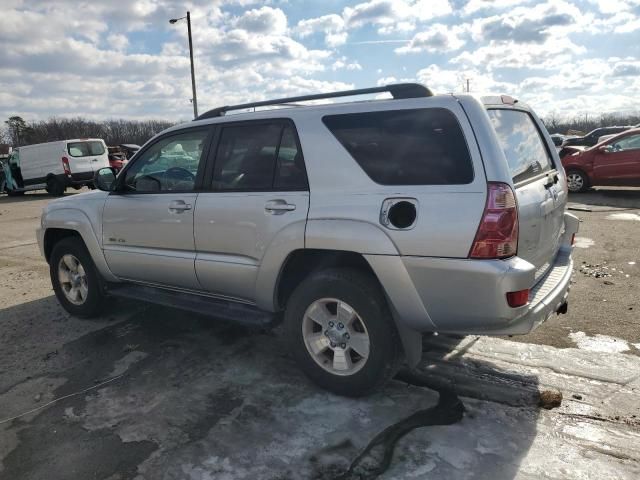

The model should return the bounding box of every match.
[170,11,198,119]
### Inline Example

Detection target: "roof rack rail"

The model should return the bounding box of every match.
[195,83,433,121]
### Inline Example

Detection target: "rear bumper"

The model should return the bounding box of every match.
[366,212,579,335]
[61,172,94,188]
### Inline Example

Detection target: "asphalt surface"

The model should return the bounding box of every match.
[0,187,639,479]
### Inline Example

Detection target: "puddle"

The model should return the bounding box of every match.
[573,237,594,249]
[606,213,640,222]
[568,331,630,353]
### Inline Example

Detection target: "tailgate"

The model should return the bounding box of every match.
[486,109,566,277]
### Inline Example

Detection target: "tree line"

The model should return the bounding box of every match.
[2,116,175,148]
[542,112,640,135]
[2,110,640,149]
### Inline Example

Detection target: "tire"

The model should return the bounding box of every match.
[566,169,589,193]
[46,177,65,196]
[50,237,105,318]
[284,268,403,397]
[7,189,25,197]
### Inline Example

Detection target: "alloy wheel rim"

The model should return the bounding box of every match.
[58,254,88,305]
[567,173,583,192]
[302,298,370,376]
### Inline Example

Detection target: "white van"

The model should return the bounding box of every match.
[2,138,109,196]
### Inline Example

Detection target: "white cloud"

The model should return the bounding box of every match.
[235,6,287,35]
[395,24,466,54]
[108,34,129,52]
[295,14,347,47]
[332,57,362,71]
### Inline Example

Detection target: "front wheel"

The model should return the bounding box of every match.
[284,268,402,397]
[50,237,105,317]
[566,170,589,193]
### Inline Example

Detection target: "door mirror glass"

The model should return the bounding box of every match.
[94,167,117,191]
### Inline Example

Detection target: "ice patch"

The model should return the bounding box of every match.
[606,213,640,222]
[568,331,630,353]
[574,237,594,248]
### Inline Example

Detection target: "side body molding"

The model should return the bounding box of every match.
[42,208,119,283]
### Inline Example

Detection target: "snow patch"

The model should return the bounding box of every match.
[606,213,640,222]
[573,237,594,248]
[568,331,630,353]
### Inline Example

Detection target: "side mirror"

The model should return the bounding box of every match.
[94,167,117,191]
[598,145,611,153]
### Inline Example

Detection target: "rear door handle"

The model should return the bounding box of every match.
[169,200,192,212]
[265,200,296,214]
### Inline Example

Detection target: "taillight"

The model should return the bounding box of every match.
[62,157,71,175]
[506,289,529,307]
[469,182,518,259]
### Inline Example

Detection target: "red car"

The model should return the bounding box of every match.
[562,128,640,192]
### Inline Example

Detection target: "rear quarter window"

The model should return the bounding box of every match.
[322,108,474,185]
[487,109,553,184]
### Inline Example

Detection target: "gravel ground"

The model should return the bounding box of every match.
[1,187,639,480]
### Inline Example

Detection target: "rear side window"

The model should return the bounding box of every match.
[67,141,105,157]
[212,123,307,191]
[487,109,553,183]
[322,108,474,185]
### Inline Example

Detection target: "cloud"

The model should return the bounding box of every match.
[395,24,466,54]
[295,14,347,47]
[234,6,287,35]
[108,34,129,52]
[472,1,579,43]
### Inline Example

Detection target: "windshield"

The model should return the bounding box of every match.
[67,141,105,157]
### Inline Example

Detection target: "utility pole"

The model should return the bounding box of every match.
[466,78,470,93]
[170,11,199,119]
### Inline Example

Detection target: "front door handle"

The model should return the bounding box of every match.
[169,200,192,213]
[265,200,296,214]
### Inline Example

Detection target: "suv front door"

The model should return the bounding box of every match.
[102,127,213,289]
[194,120,309,303]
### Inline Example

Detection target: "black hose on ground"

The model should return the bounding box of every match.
[334,369,465,480]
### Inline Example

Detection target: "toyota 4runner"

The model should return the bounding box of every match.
[38,84,578,396]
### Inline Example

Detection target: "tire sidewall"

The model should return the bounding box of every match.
[284,268,401,396]
[50,237,103,317]
[47,177,65,196]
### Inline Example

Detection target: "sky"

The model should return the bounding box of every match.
[0,0,639,123]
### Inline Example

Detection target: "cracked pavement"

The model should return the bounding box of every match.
[1,188,639,479]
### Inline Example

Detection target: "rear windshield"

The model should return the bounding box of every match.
[322,108,474,185]
[487,109,553,183]
[67,141,105,157]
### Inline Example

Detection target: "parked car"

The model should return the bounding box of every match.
[120,144,141,159]
[562,126,632,148]
[0,159,6,194]
[562,128,640,192]
[38,84,578,396]
[108,147,128,172]
[3,139,109,196]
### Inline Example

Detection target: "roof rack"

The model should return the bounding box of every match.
[195,83,433,121]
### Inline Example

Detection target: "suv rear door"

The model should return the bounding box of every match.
[194,119,309,303]
[486,108,566,277]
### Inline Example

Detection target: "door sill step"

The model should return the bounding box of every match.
[107,283,276,327]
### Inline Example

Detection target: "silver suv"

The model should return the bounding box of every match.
[38,84,578,396]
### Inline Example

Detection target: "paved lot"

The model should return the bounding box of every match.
[0,188,639,480]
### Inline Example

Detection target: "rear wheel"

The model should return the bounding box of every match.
[46,177,65,196]
[566,170,589,193]
[50,237,105,317]
[284,268,402,396]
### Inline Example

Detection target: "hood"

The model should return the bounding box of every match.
[44,190,109,212]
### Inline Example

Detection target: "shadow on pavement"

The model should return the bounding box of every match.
[0,299,540,480]
[569,187,640,209]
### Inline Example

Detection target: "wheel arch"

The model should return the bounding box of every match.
[42,208,119,282]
